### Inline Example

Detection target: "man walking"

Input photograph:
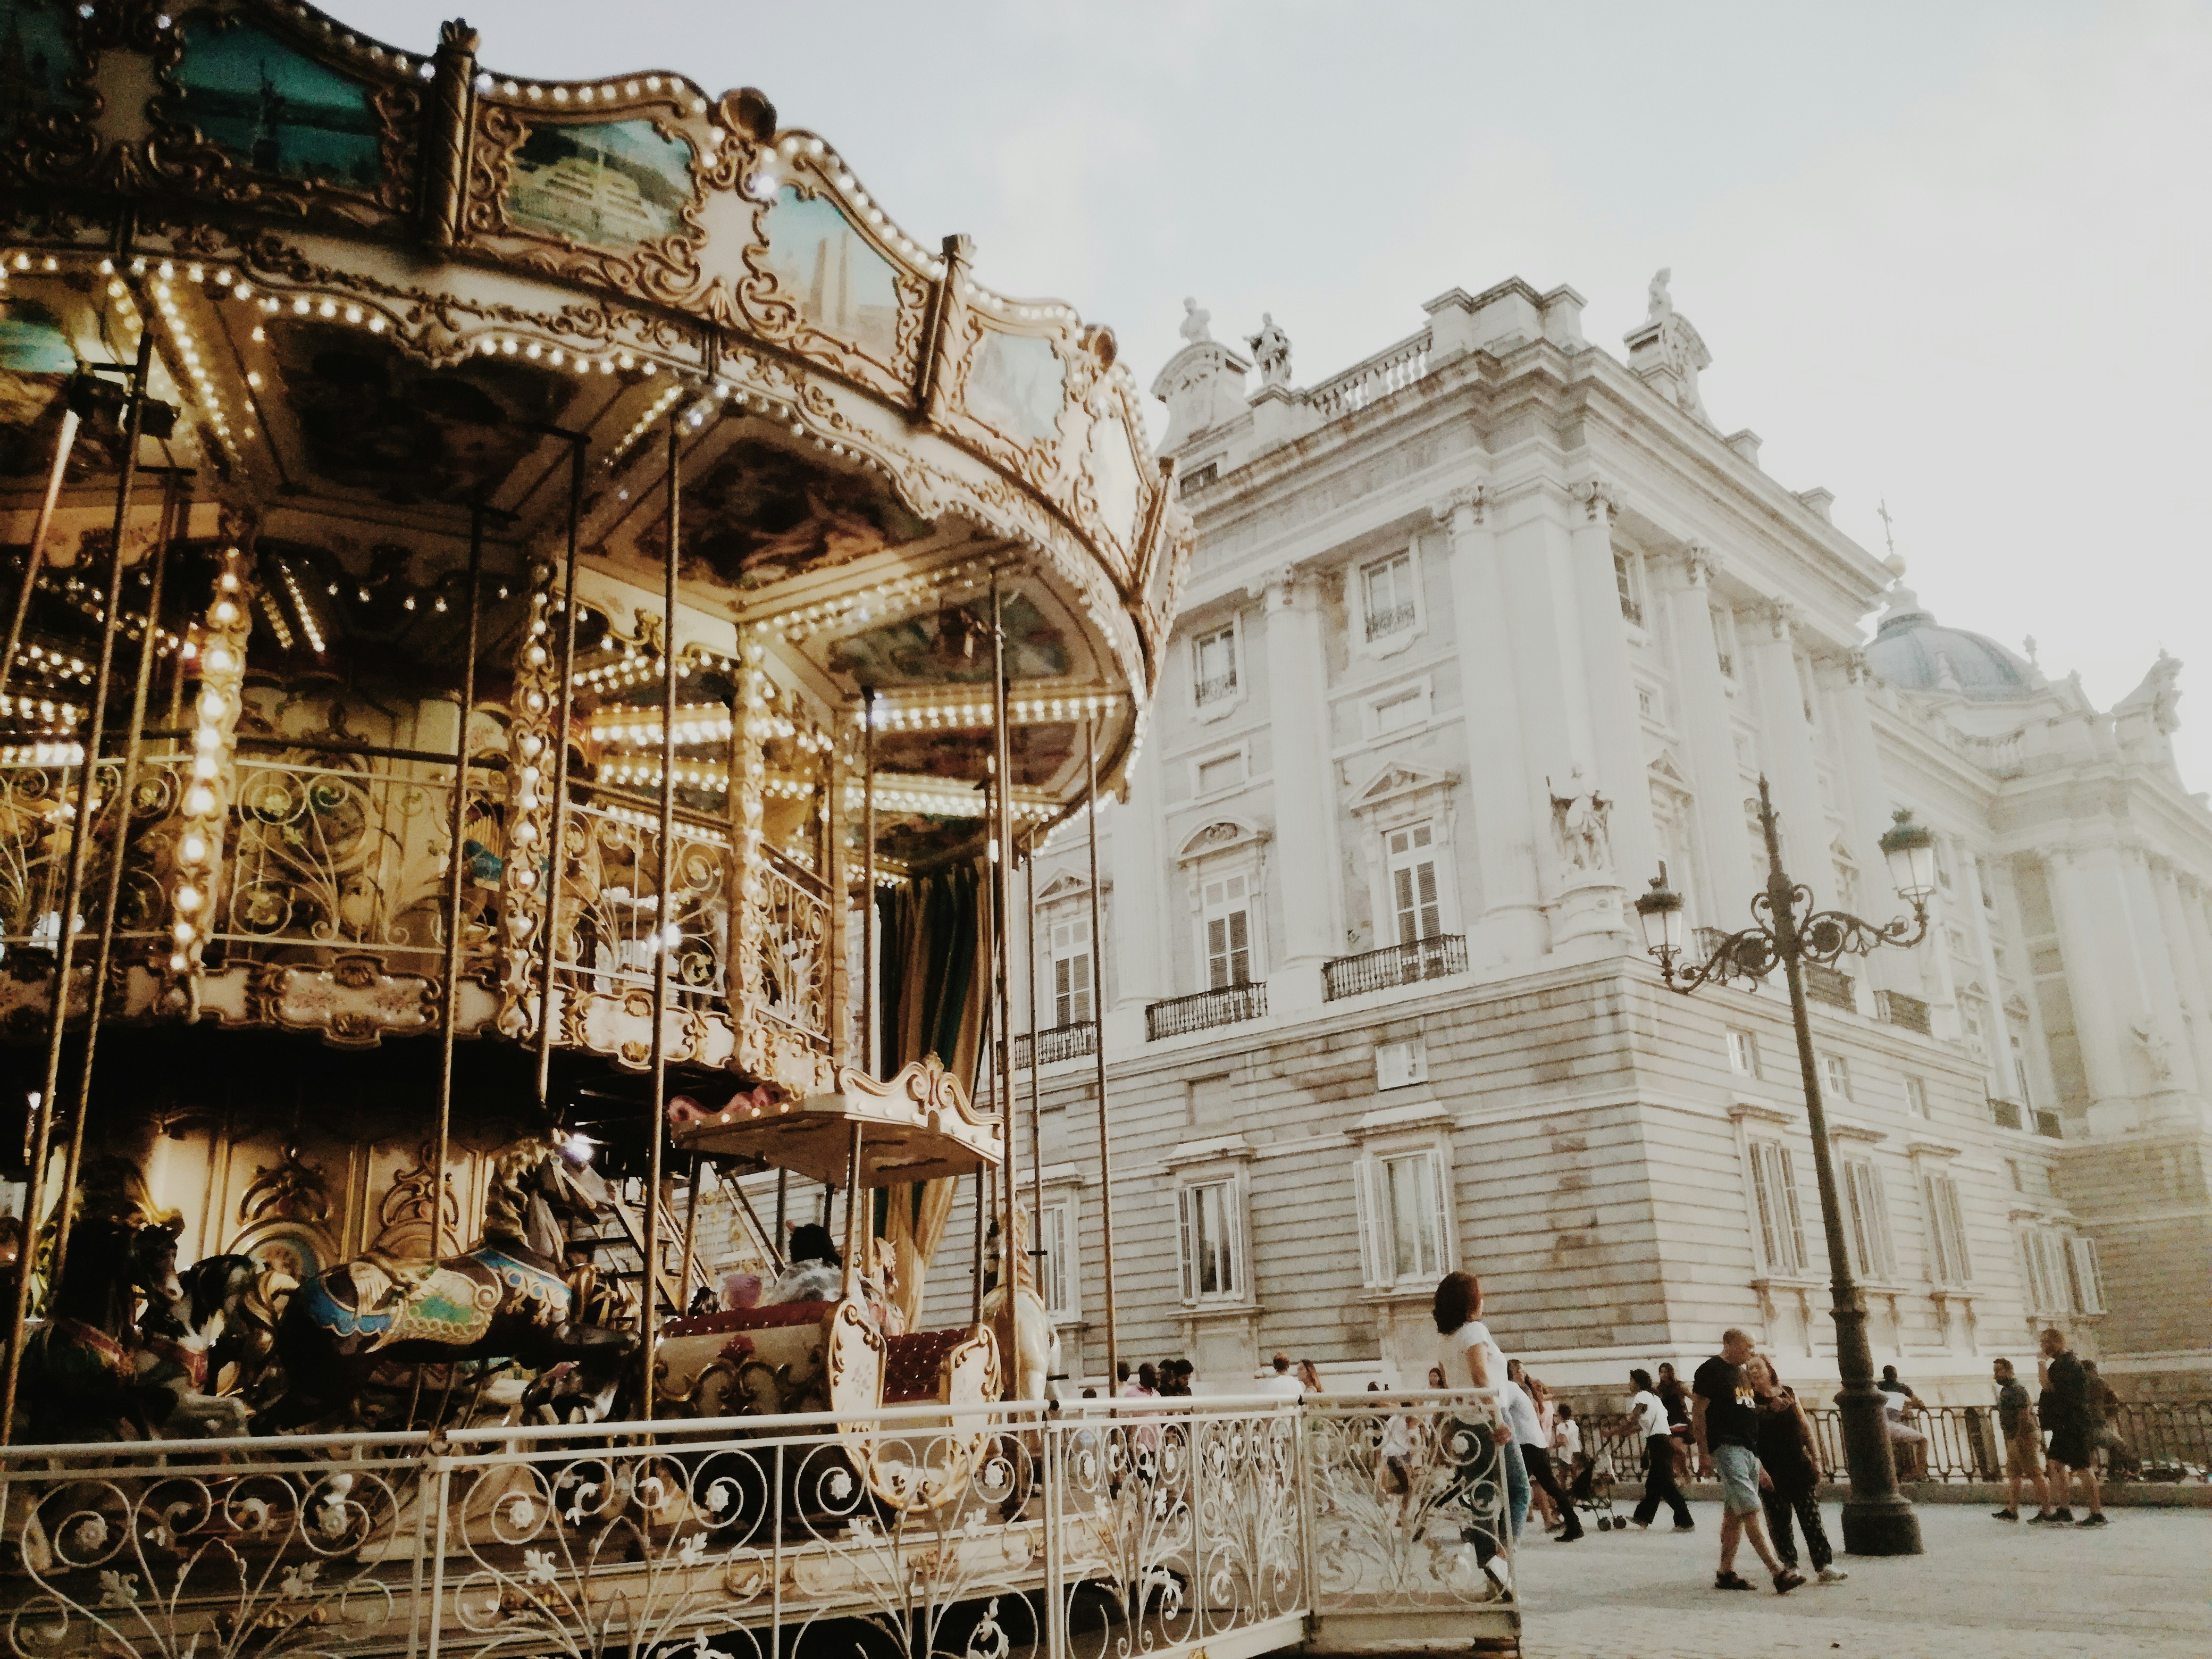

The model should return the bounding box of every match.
[1625,1368,1693,1530]
[2038,1328,2107,1527]
[1692,1330,1802,1593]
[1990,1358,2051,1522]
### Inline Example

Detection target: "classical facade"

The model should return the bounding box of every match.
[916,275,2212,1404]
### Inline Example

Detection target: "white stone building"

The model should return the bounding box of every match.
[916,275,2212,1405]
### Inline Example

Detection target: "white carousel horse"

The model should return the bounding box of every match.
[981,1207,1062,1403]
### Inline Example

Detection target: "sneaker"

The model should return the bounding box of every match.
[2025,1510,2059,1524]
[1991,1507,2020,1520]
[2078,1512,2109,1528]
[1773,1569,1805,1595]
[1817,1566,1848,1584]
[2048,1507,2075,1524]
[1672,1522,1697,1532]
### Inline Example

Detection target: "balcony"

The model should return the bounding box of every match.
[1146,982,1266,1041]
[1363,602,1418,643]
[1012,1020,1097,1068]
[1877,988,1932,1034]
[1323,934,1468,1001]
[1803,963,1856,1011]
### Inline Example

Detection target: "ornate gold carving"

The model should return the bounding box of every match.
[237,1141,331,1228]
[169,545,253,1010]
[494,557,562,1040]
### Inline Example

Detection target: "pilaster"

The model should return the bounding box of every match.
[1107,735,1168,1032]
[1254,566,1335,1006]
[1828,651,1904,1004]
[1742,600,1831,904]
[1567,480,1658,898]
[1658,544,1753,926]
[2045,843,2182,1134]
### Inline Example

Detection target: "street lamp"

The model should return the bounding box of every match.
[1637,776,1934,1558]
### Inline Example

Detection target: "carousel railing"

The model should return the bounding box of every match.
[755,843,832,1046]
[0,1392,1514,1659]
[550,791,732,1008]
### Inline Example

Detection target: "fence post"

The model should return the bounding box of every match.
[425,1451,453,1659]
[1295,1400,1318,1630]
[1041,1406,1065,1659]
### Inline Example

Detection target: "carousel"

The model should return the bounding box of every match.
[0,0,1187,1449]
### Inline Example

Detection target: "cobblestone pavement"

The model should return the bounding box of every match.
[1511,1498,2212,1658]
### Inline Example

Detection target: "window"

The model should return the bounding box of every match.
[1178,1179,1243,1301]
[1050,916,1093,1027]
[1386,823,1444,945]
[1613,549,1643,625]
[1195,751,1246,795]
[1924,1174,1972,1285]
[1903,1076,1928,1118]
[2026,1228,2073,1313]
[1039,1200,1075,1318]
[1749,1139,1809,1276]
[1727,1029,1761,1078]
[1361,551,1418,642]
[1841,1158,1895,1281]
[2068,1236,2106,1315]
[1818,1052,1851,1101]
[1201,872,1255,988]
[1362,1151,1448,1286]
[1376,1038,1426,1090]
[1193,624,1238,707]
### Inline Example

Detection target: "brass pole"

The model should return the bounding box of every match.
[1085,716,1118,1388]
[1024,826,1043,1300]
[432,507,487,1263]
[51,471,180,1290]
[860,686,876,1077]
[1,329,152,1445]
[535,434,586,1109]
[642,414,682,1401]
[841,1120,864,1301]
[989,575,1019,1391]
[0,408,78,699]
[678,1157,705,1312]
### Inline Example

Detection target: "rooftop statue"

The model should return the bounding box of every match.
[1180,296,1213,343]
[1248,312,1293,390]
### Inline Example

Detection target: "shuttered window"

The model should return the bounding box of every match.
[1202,873,1255,988]
[1050,916,1093,1026]
[1038,1201,1074,1318]
[1926,1174,1972,1285]
[1749,1139,1808,1277]
[1178,1180,1242,1301]
[1386,823,1443,944]
[1358,1150,1449,1287]
[1841,1158,1895,1281]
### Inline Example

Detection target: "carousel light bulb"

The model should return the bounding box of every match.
[181,834,206,862]
[197,692,225,720]
[175,885,201,912]
[185,787,214,815]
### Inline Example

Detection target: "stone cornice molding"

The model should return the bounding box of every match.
[1248,563,1325,610]
[1828,1122,1888,1145]
[1429,483,1488,527]
[1681,541,1721,588]
[1762,598,1805,642]
[1164,1133,1259,1170]
[1904,1138,1963,1162]
[1728,1100,1795,1127]
[1573,477,1620,525]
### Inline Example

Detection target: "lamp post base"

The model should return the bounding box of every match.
[1840,1493,1923,1556]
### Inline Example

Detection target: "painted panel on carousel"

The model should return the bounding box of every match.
[0,0,87,125]
[173,19,381,189]
[873,723,1076,787]
[264,319,569,505]
[758,184,901,363]
[965,330,1066,447]
[828,594,1069,688]
[0,290,75,479]
[502,117,694,248]
[660,435,933,590]
[1084,409,1144,553]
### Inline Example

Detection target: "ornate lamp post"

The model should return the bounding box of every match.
[1634,776,1936,1557]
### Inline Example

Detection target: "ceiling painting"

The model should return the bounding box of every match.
[0,0,81,125]
[873,722,1076,788]
[654,435,933,589]
[830,593,1069,689]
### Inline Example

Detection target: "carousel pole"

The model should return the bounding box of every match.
[0,407,78,699]
[1,328,152,1445]
[988,574,1019,1387]
[860,686,876,1077]
[642,412,683,1402]
[535,432,586,1110]
[431,506,487,1263]
[51,470,182,1291]
[678,1157,704,1311]
[1084,716,1119,1388]
[1023,826,1043,1286]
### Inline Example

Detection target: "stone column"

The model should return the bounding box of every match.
[1568,481,1658,895]
[2044,844,2163,1134]
[1828,652,1906,1003]
[1105,732,1168,1041]
[1658,544,1754,926]
[2177,877,2212,1105]
[1256,566,1335,1006]
[2118,844,2202,1105]
[1742,600,1832,904]
[2148,859,2212,1093]
[1435,485,1546,965]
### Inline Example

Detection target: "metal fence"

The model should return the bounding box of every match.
[1323,936,1469,1001]
[1012,1021,1099,1068]
[0,1392,1516,1659]
[1145,982,1267,1041]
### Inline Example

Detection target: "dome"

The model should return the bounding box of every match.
[1863,584,2042,702]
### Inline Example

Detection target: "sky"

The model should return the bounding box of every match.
[372,0,2212,785]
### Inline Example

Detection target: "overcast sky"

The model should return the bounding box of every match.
[374,1,2212,785]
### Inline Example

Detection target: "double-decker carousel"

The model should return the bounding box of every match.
[0,0,1187,1493]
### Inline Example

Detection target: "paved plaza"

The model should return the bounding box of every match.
[1511,1499,2212,1658]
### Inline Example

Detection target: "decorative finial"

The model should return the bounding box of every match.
[2023,635,2039,667]
[1876,497,1899,561]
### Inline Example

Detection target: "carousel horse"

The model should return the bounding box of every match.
[135,1253,261,1437]
[981,1208,1062,1403]
[15,1214,187,1443]
[267,1138,635,1430]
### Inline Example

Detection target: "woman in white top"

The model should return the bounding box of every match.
[1623,1366,1693,1529]
[1431,1269,1532,1557]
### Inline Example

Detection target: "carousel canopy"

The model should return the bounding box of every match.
[669,1058,999,1187]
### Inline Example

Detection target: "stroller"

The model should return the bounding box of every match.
[1565,1427,1622,1531]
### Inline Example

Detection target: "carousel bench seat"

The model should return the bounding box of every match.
[883,1327,970,1404]
[663,1302,834,1339]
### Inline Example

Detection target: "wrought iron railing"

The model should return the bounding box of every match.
[0,753,180,956]
[1195,671,1237,706]
[1803,962,1856,1010]
[0,1393,1514,1659]
[1324,935,1468,1001]
[1013,1020,1097,1067]
[756,842,831,1043]
[1146,981,1267,1041]
[1363,602,1418,642]
[1877,988,1932,1033]
[550,792,730,1006]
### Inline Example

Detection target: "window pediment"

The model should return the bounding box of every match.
[1350,759,1457,817]
[1036,870,1092,904]
[1177,818,1269,864]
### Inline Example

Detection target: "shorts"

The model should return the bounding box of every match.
[2004,1425,2043,1478]
[2047,1423,2091,1468]
[1713,1442,1763,1516]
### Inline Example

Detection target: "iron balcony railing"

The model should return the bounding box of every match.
[1195,671,1238,705]
[1878,988,1933,1033]
[1012,1020,1098,1067]
[1363,601,1418,642]
[1803,962,1856,1010]
[1146,981,1267,1040]
[1323,934,1469,1001]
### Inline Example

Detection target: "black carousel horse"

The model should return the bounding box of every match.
[267,1139,635,1430]
[16,1214,188,1443]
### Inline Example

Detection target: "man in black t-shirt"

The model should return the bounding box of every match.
[1691,1329,1801,1594]
[2038,1327,2107,1526]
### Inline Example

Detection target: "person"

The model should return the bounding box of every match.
[1692,1330,1802,1593]
[1506,1362,1559,1531]
[1258,1352,1304,1400]
[2038,1327,2106,1526]
[1507,1363,1582,1541]
[1427,1365,1448,1389]
[1555,1403,1593,1509]
[1624,1368,1692,1530]
[1656,1361,1698,1480]
[2083,1360,2135,1477]
[1376,1385,1417,1522]
[1175,1358,1197,1394]
[1747,1356,1845,1583]
[1124,1362,1160,1401]
[760,1224,842,1303]
[1878,1364,1921,1406]
[1296,1358,1325,1396]
[1990,1357,2052,1522]
[1431,1269,1529,1584]
[1880,1379,1928,1481]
